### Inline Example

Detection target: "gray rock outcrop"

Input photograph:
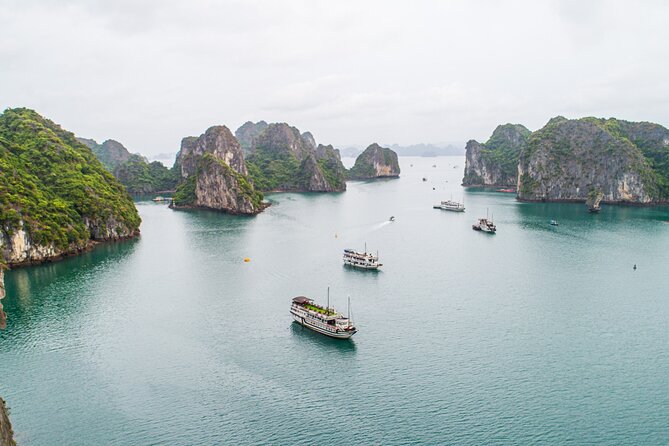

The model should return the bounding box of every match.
[462,124,530,187]
[235,121,268,154]
[171,126,264,214]
[517,117,668,203]
[347,143,400,179]
[0,397,16,446]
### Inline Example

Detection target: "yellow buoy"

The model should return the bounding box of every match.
[244,257,250,262]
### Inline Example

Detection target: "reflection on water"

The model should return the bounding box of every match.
[1,157,668,445]
[1,239,138,336]
[289,322,357,353]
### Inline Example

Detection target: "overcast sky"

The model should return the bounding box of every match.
[1,0,668,156]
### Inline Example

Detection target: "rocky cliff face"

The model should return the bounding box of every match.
[0,268,6,330]
[0,397,16,446]
[462,124,530,187]
[179,126,248,177]
[347,143,400,179]
[235,121,268,153]
[171,126,264,214]
[0,108,141,267]
[245,123,347,192]
[517,117,667,203]
[301,132,317,151]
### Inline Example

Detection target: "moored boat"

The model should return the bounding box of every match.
[473,209,496,233]
[433,199,465,212]
[343,247,382,270]
[290,294,357,339]
[473,217,496,233]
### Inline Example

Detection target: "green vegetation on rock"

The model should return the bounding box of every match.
[518,116,669,203]
[172,174,197,206]
[481,124,531,179]
[243,123,346,192]
[173,154,264,210]
[0,108,140,259]
[347,143,400,180]
[113,155,179,195]
[245,150,301,191]
[462,124,530,187]
[172,125,265,214]
[81,138,178,195]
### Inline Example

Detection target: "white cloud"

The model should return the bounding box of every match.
[1,0,668,153]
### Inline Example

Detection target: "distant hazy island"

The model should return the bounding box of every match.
[341,143,463,158]
[463,116,669,204]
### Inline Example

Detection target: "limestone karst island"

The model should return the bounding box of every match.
[1,2,668,445]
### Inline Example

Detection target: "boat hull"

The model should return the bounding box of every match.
[343,261,380,270]
[434,205,465,212]
[472,225,496,233]
[291,311,356,339]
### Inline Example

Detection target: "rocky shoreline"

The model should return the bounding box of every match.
[0,397,16,446]
[516,197,669,206]
[1,234,139,269]
[169,201,271,214]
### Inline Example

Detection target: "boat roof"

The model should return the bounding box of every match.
[292,296,313,304]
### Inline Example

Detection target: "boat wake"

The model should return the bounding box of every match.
[370,220,393,232]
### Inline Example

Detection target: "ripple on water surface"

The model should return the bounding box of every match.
[1,157,668,445]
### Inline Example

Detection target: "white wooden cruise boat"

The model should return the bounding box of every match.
[433,199,465,212]
[290,294,357,339]
[343,247,382,270]
[472,217,496,233]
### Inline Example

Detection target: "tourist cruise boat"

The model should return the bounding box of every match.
[433,199,465,212]
[472,217,496,233]
[343,247,382,270]
[290,295,357,339]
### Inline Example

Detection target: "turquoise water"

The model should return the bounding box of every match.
[1,156,668,445]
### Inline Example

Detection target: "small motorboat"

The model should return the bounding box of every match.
[389,216,395,222]
[549,219,559,226]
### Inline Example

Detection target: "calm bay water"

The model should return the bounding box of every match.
[1,156,668,445]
